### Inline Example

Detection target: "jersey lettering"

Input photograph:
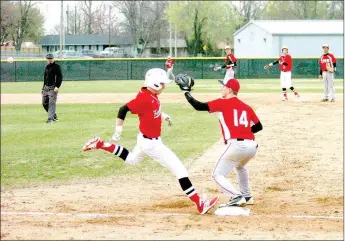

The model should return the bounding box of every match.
[233,109,248,127]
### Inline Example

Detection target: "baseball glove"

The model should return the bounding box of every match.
[175,73,195,92]
[326,63,334,73]
[213,66,221,71]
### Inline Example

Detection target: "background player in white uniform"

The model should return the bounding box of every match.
[213,46,237,82]
[82,68,218,214]
[175,75,263,207]
[165,56,176,80]
[319,44,337,102]
[264,46,300,101]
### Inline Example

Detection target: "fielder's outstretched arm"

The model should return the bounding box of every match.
[184,92,210,111]
[221,60,237,69]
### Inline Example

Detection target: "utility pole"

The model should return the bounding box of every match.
[60,0,63,52]
[174,25,177,57]
[74,5,77,35]
[108,6,111,47]
[66,5,69,34]
[169,22,172,56]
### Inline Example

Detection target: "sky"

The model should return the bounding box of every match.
[36,1,240,35]
[36,1,116,34]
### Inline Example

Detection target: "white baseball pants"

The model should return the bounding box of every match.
[223,68,235,82]
[124,133,189,179]
[212,139,258,198]
[280,71,292,88]
[167,67,175,80]
[322,71,335,100]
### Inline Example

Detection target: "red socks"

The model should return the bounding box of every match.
[99,141,116,153]
[189,193,201,206]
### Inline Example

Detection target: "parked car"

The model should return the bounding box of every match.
[80,50,103,58]
[60,51,93,59]
[53,50,69,58]
[100,47,125,57]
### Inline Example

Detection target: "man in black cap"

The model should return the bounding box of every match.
[42,53,63,123]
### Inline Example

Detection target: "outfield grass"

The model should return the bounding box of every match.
[1,104,221,188]
[1,79,343,94]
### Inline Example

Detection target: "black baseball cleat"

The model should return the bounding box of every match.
[330,99,335,102]
[53,114,59,122]
[46,119,54,123]
[321,99,328,102]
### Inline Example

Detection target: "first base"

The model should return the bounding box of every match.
[214,206,251,216]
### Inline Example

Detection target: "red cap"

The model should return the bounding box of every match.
[218,78,240,92]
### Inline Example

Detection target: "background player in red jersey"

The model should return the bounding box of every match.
[82,68,218,215]
[165,55,176,80]
[213,45,237,82]
[175,75,263,207]
[319,44,337,102]
[264,46,300,101]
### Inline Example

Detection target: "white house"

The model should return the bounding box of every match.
[233,20,344,58]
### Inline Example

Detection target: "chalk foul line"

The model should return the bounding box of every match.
[1,211,343,220]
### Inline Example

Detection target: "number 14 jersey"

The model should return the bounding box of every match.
[207,97,260,141]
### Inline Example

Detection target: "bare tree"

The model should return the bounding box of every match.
[151,2,168,54]
[0,1,15,45]
[49,24,61,35]
[113,1,168,56]
[92,3,119,35]
[82,0,93,34]
[8,1,44,51]
[66,3,84,34]
[232,1,265,22]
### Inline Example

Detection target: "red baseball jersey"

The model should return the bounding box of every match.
[224,54,237,69]
[319,53,336,72]
[207,97,260,141]
[126,88,162,138]
[278,54,292,72]
[165,59,175,69]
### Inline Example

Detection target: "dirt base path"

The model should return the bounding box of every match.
[0,92,333,104]
[1,93,343,240]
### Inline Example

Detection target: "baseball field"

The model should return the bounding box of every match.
[1,78,343,240]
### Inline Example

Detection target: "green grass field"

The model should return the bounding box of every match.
[1,78,343,93]
[1,78,343,188]
[1,104,220,188]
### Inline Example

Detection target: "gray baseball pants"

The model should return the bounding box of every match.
[323,71,335,100]
[167,67,175,80]
[42,86,58,120]
[212,139,258,198]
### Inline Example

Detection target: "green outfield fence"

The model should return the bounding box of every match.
[0,57,343,82]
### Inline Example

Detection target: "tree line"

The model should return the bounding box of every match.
[1,1,343,55]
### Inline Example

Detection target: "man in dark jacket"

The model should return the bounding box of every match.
[42,53,63,123]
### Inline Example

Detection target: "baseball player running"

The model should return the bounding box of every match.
[319,44,337,102]
[175,74,263,207]
[264,46,300,101]
[213,45,237,82]
[166,56,176,80]
[82,68,219,214]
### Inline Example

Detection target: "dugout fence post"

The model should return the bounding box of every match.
[14,61,17,82]
[201,60,204,79]
[126,60,129,80]
[88,61,91,80]
[316,58,319,78]
[237,59,241,78]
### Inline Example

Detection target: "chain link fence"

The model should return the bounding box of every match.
[0,57,343,82]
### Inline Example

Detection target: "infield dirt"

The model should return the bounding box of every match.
[1,93,343,240]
